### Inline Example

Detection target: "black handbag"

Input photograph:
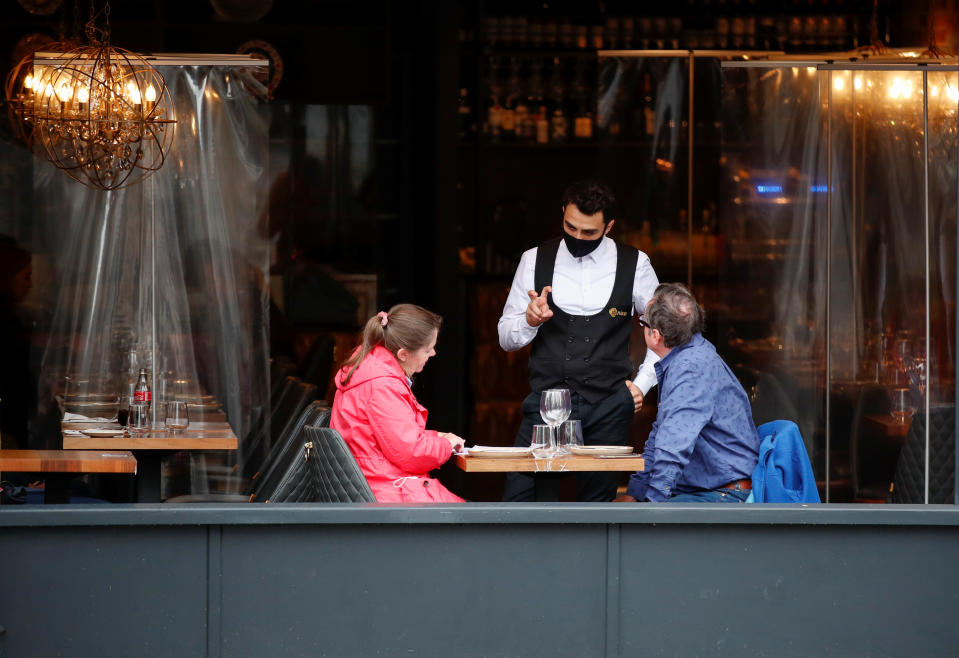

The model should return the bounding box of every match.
[0,481,27,504]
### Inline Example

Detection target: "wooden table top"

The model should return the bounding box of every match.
[61,421,238,450]
[865,414,912,440]
[455,453,644,473]
[0,449,137,474]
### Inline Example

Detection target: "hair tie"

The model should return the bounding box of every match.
[377,311,389,327]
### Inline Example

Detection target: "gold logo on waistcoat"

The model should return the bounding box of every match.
[609,308,619,318]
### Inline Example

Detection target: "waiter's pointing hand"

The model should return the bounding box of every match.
[526,286,553,327]
[625,380,643,414]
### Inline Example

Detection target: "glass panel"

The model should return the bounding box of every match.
[719,63,828,491]
[0,65,270,500]
[598,55,691,287]
[827,67,958,504]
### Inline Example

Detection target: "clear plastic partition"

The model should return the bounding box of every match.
[26,64,270,478]
[824,63,958,503]
[718,61,829,481]
[597,54,691,285]
[721,59,958,502]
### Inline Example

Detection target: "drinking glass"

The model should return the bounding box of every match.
[531,424,556,458]
[540,389,572,428]
[164,400,190,433]
[128,402,151,436]
[908,356,927,396]
[889,387,916,424]
[558,419,583,455]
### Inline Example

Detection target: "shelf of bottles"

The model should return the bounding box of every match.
[458,2,888,147]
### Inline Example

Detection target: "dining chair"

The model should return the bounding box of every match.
[304,426,376,503]
[891,405,955,504]
[166,402,331,503]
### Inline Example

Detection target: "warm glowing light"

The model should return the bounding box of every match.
[126,81,141,104]
[947,84,959,103]
[930,85,940,97]
[56,82,72,102]
[853,76,862,91]
[833,77,844,92]
[77,86,89,103]
[806,67,816,76]
[145,84,156,103]
[23,74,34,90]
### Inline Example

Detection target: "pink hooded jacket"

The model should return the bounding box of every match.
[330,344,465,503]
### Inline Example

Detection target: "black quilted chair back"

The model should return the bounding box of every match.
[304,426,376,503]
[892,405,956,504]
[257,439,318,503]
[250,401,329,498]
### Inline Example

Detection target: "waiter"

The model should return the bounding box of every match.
[498,179,660,501]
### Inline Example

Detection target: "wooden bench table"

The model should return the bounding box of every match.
[455,453,645,501]
[0,449,137,504]
[61,421,238,502]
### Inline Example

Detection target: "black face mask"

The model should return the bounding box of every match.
[563,230,603,258]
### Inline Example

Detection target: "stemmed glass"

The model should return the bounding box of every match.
[539,389,571,455]
[908,356,927,397]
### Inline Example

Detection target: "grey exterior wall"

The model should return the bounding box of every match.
[1,504,958,657]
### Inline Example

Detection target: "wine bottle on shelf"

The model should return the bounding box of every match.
[501,59,522,143]
[527,61,549,145]
[548,59,569,143]
[484,65,504,143]
[570,61,593,141]
[457,87,473,139]
[633,73,656,139]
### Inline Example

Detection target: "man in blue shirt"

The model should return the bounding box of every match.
[615,283,760,503]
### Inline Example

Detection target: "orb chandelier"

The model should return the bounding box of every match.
[27,2,176,190]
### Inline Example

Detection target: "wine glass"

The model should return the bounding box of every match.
[540,389,572,428]
[164,401,190,433]
[908,356,927,397]
[889,387,916,424]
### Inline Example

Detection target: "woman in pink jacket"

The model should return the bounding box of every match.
[331,304,466,503]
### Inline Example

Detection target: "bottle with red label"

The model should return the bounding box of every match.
[134,368,151,405]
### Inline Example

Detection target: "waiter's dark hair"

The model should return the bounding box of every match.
[340,303,443,385]
[646,283,704,348]
[561,179,616,222]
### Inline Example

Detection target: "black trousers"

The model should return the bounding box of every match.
[502,386,635,502]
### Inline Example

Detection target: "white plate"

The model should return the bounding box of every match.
[468,446,533,459]
[81,429,126,438]
[570,445,634,456]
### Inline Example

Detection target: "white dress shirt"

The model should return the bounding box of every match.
[497,235,661,394]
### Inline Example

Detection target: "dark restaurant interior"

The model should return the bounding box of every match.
[0,0,957,504]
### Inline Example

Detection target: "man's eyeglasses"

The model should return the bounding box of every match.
[638,314,651,329]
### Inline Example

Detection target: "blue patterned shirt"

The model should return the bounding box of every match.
[626,333,759,502]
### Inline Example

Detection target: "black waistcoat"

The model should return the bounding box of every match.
[528,237,638,403]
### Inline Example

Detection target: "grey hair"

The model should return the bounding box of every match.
[646,283,704,348]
